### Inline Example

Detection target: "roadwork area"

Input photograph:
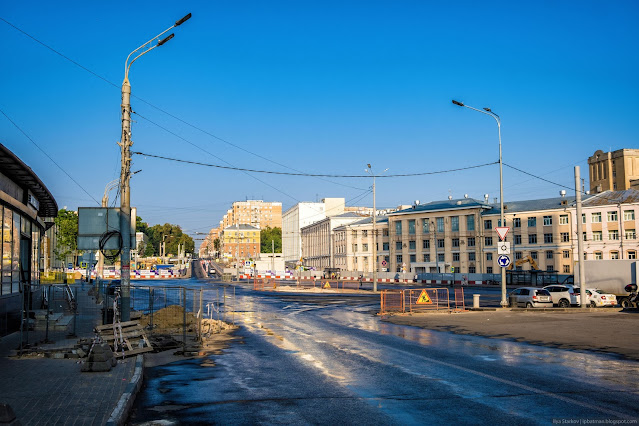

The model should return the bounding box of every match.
[382,309,639,361]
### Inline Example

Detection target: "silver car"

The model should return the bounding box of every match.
[508,287,553,308]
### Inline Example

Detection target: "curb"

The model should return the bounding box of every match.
[106,354,144,426]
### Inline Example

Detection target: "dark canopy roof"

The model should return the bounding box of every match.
[0,143,58,217]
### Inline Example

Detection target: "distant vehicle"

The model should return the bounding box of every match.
[508,287,553,308]
[568,259,637,308]
[543,284,579,307]
[585,289,617,308]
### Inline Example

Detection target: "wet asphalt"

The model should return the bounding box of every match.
[129,279,639,425]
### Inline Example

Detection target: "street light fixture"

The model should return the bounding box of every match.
[452,99,507,307]
[365,165,388,293]
[119,13,191,321]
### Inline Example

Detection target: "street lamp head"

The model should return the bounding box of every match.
[158,33,175,46]
[175,13,192,26]
[452,100,464,107]
[367,163,372,169]
[483,107,492,112]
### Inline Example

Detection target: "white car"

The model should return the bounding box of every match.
[543,284,580,307]
[585,288,617,307]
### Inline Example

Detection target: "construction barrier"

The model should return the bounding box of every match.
[380,287,465,315]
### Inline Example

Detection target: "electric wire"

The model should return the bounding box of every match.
[0,108,101,205]
[133,151,498,178]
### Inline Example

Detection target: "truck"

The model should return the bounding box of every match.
[568,260,638,307]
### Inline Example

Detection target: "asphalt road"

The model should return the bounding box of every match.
[130,279,639,424]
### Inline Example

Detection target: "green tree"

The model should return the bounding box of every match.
[54,209,82,266]
[146,223,195,257]
[260,227,282,253]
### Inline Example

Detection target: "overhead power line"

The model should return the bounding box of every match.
[133,151,498,177]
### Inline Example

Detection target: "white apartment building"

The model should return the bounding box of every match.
[282,198,348,263]
[301,212,365,270]
[334,216,390,273]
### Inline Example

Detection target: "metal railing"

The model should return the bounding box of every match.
[380,287,461,315]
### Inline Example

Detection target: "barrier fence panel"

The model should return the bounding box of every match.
[341,280,361,291]
[405,288,450,313]
[453,287,466,311]
[297,279,317,289]
[380,290,404,314]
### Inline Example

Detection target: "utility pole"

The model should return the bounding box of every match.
[118,13,191,321]
[575,166,586,308]
[366,164,387,292]
[272,239,275,276]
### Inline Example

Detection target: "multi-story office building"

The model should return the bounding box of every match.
[334,216,389,273]
[221,224,261,263]
[589,149,639,193]
[300,212,365,270]
[282,198,349,264]
[221,200,282,230]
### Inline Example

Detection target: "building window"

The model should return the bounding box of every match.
[423,254,430,262]
[468,252,476,261]
[625,230,636,240]
[513,218,521,228]
[546,250,554,259]
[609,230,619,240]
[486,253,493,261]
[395,221,402,234]
[544,234,553,243]
[560,232,570,242]
[423,239,430,249]
[408,220,416,235]
[515,251,522,260]
[610,251,620,260]
[422,219,430,233]
[452,238,460,248]
[529,234,537,244]
[592,231,603,241]
[543,216,552,226]
[514,234,522,244]
[409,240,416,250]
[452,252,460,261]
[469,266,476,273]
[363,243,369,251]
[563,265,570,273]
[485,236,493,246]
[451,216,459,232]
[563,250,570,258]
[437,217,444,233]
[396,255,403,263]
[583,232,587,241]
[484,219,492,230]
[395,242,402,250]
[353,244,358,252]
[594,251,603,260]
[487,266,493,274]
[467,215,475,231]
[559,215,568,225]
[528,217,537,227]
[410,254,416,263]
[624,210,635,221]
[362,230,368,237]
[530,251,538,260]
[546,265,554,272]
[607,211,618,222]
[437,239,445,248]
[438,253,445,262]
[383,242,389,251]
[383,229,389,236]
[352,230,358,237]
[582,214,586,224]
[592,212,602,223]
[467,237,475,247]
[628,250,637,260]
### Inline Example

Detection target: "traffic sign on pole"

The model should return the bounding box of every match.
[497,242,511,255]
[497,255,511,268]
[495,227,510,241]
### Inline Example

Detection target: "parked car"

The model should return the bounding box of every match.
[585,288,617,307]
[543,284,580,307]
[508,287,553,308]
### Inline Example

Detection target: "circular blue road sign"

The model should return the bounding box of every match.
[497,255,511,268]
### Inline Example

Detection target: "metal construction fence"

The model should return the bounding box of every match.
[253,277,367,292]
[19,281,237,353]
[380,287,466,315]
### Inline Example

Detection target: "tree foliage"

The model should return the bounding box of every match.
[54,209,81,264]
[260,227,282,253]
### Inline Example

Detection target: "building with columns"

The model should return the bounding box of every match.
[334,216,390,274]
[589,149,639,194]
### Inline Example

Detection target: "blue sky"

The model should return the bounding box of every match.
[1,1,638,237]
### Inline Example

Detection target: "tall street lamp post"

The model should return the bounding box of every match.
[365,165,388,293]
[119,13,191,321]
[452,99,507,307]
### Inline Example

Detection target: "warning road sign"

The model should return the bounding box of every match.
[416,289,432,305]
[495,226,510,241]
[323,282,331,289]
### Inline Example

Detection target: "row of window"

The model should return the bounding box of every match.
[390,210,637,236]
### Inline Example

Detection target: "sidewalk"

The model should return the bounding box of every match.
[0,284,141,425]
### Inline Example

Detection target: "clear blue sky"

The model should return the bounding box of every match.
[1,1,638,238]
